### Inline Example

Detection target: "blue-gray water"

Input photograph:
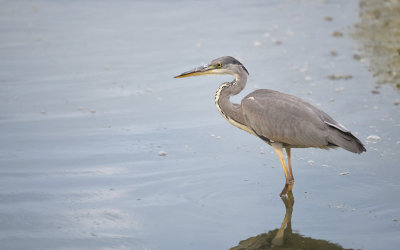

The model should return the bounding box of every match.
[0,1,399,249]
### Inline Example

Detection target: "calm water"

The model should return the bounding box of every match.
[0,1,399,249]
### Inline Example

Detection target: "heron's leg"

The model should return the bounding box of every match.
[271,142,291,196]
[284,147,294,193]
[285,147,294,184]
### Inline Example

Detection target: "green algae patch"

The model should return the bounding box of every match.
[351,0,400,89]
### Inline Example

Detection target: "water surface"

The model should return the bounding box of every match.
[0,1,399,249]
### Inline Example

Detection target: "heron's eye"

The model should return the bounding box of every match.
[216,62,222,68]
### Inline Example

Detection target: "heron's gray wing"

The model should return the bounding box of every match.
[241,89,366,153]
[241,89,334,148]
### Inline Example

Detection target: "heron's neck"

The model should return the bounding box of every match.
[215,73,248,127]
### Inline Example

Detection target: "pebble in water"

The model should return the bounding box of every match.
[366,135,381,143]
[332,31,344,37]
[304,76,312,81]
[196,41,204,48]
[254,40,262,47]
[328,75,352,80]
[353,54,362,61]
[210,134,221,139]
[335,87,345,92]
[158,151,167,157]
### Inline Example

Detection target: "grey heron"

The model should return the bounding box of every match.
[174,56,366,196]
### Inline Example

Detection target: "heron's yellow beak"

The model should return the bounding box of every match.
[174,65,216,78]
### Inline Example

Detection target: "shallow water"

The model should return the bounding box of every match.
[0,1,399,250]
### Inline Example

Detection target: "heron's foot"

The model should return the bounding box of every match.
[280,184,290,197]
[280,182,294,197]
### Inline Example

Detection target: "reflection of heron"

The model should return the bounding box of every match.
[230,192,351,250]
[175,56,366,196]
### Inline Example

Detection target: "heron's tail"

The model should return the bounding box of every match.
[327,126,366,154]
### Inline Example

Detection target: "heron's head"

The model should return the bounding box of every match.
[174,56,249,78]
